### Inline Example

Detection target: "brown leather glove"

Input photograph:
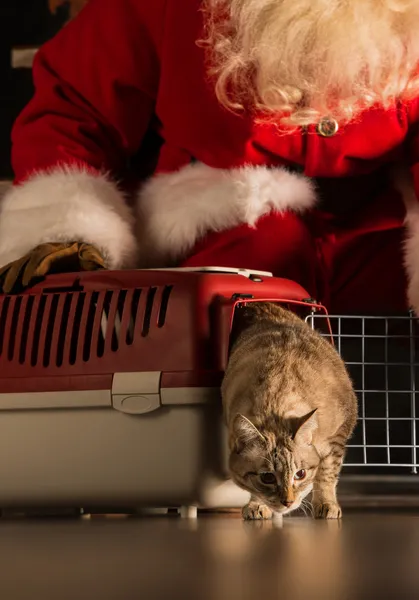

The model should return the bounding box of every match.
[0,242,105,294]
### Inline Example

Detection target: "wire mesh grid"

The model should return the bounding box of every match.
[306,312,419,474]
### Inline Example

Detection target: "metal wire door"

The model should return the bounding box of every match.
[306,313,419,474]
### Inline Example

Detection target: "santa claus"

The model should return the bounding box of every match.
[1,0,419,314]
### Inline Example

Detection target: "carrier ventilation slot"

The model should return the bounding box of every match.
[126,288,142,345]
[43,295,60,367]
[7,297,22,361]
[158,285,173,328]
[19,296,35,365]
[0,296,10,357]
[56,294,74,367]
[31,295,47,367]
[69,293,86,365]
[97,286,171,348]
[97,289,127,356]
[0,285,173,368]
[142,287,157,337]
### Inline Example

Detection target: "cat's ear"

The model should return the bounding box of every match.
[232,414,265,453]
[289,409,318,445]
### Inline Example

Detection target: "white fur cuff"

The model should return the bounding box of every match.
[0,167,138,269]
[136,162,316,267]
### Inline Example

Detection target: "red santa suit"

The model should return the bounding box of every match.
[0,0,417,314]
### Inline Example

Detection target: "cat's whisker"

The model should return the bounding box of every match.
[302,499,314,517]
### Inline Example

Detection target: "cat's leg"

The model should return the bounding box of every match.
[312,442,346,519]
[242,496,273,520]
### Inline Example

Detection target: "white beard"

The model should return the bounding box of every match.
[205,0,419,125]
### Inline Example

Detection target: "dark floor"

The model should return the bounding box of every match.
[1,511,418,600]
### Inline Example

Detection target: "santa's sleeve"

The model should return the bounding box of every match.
[0,0,167,269]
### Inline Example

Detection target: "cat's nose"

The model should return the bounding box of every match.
[281,499,293,508]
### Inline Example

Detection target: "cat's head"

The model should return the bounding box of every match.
[228,410,320,514]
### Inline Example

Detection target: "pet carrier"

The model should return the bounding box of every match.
[0,267,324,512]
[0,267,417,514]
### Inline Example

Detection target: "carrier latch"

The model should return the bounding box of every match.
[111,372,162,414]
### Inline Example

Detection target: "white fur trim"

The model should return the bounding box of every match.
[136,163,316,267]
[392,164,419,312]
[0,167,138,269]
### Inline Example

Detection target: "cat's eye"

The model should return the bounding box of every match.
[294,469,306,481]
[259,472,277,485]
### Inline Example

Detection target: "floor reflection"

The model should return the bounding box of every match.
[0,513,418,599]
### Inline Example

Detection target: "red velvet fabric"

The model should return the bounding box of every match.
[183,191,407,314]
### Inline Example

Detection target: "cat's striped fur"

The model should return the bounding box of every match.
[222,303,358,520]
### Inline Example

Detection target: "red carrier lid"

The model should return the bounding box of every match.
[0,267,325,411]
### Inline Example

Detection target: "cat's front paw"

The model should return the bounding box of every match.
[242,501,273,520]
[314,502,342,520]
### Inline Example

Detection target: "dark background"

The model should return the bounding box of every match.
[0,1,76,179]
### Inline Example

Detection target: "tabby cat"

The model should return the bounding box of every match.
[221,303,357,520]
